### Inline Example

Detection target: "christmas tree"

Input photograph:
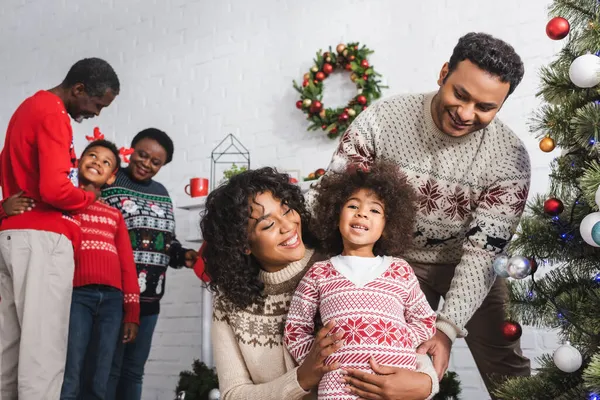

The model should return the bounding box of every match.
[494,1,600,399]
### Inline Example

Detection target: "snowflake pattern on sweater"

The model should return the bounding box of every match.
[312,92,531,339]
[75,202,140,325]
[284,258,436,400]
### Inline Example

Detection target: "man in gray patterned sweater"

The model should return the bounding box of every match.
[315,32,531,398]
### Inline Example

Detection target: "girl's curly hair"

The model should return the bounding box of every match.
[311,160,417,257]
[201,167,317,311]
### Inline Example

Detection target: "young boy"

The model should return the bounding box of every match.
[3,139,140,399]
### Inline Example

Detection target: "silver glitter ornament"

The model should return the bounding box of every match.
[507,255,532,279]
[493,255,510,278]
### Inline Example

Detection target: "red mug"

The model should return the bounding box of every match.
[185,178,209,197]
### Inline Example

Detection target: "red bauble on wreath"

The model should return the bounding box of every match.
[293,42,387,139]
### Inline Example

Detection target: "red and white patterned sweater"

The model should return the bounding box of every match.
[74,202,140,325]
[284,257,436,400]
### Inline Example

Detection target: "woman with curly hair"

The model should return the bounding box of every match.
[201,166,438,400]
[284,161,438,400]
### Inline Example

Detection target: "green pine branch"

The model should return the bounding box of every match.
[550,0,597,31]
[580,160,600,207]
[495,355,586,399]
[584,354,600,392]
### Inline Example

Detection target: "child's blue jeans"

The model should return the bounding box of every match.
[60,285,123,400]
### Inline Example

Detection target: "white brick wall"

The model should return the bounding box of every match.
[0,0,564,398]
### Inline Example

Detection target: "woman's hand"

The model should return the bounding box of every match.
[296,320,344,391]
[341,357,432,400]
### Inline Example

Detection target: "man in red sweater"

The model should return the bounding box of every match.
[0,58,119,400]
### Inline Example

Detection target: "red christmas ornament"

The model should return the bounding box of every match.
[546,17,570,40]
[544,198,564,216]
[529,258,538,274]
[302,80,309,87]
[338,113,349,122]
[321,124,327,130]
[363,74,368,81]
[357,95,367,105]
[309,101,323,114]
[295,100,303,109]
[361,60,369,68]
[501,320,522,342]
[313,80,319,85]
[349,55,356,61]
[344,64,351,71]
[323,63,334,74]
[330,127,338,135]
[316,71,326,81]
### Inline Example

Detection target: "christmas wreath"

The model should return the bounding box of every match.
[293,42,386,139]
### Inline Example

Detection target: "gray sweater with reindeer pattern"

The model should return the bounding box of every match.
[312,92,531,341]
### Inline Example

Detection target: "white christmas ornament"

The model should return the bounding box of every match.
[553,343,582,373]
[579,212,600,247]
[208,389,221,400]
[569,54,600,88]
[507,255,532,279]
[493,255,510,278]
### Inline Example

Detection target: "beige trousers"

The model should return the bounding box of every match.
[0,230,75,400]
[411,262,531,400]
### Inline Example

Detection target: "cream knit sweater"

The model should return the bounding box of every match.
[211,249,439,400]
[310,92,531,342]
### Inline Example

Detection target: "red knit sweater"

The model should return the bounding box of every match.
[75,202,140,325]
[0,90,96,245]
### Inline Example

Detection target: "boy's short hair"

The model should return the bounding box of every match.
[311,160,418,257]
[81,139,121,172]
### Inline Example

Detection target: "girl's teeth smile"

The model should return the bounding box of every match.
[351,225,368,230]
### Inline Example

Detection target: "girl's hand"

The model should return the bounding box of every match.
[296,320,344,391]
[2,191,35,216]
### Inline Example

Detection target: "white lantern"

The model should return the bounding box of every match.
[579,212,600,247]
[569,54,600,88]
[553,343,582,373]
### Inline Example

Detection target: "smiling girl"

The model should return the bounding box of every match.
[284,161,437,399]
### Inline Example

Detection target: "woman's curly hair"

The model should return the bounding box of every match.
[311,160,417,257]
[201,167,317,311]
